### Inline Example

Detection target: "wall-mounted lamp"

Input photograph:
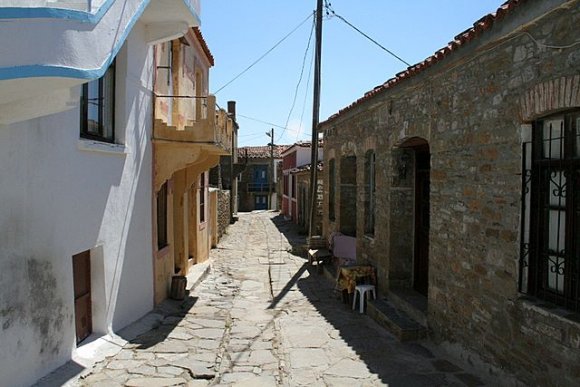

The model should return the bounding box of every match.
[398,152,411,180]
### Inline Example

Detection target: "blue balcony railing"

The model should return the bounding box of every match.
[248,183,275,193]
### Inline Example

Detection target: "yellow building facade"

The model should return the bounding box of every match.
[152,28,233,304]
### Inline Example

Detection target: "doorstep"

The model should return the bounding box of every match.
[367,298,428,342]
[186,260,211,291]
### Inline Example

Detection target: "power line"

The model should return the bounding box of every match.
[238,114,286,130]
[213,12,314,95]
[296,38,315,142]
[277,12,316,143]
[325,4,411,67]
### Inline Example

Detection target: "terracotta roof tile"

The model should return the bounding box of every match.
[323,0,527,124]
[238,145,288,159]
[291,161,324,173]
[193,27,214,66]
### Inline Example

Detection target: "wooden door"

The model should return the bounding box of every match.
[73,251,92,344]
[414,148,430,296]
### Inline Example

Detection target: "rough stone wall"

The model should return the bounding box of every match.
[320,1,580,385]
[217,190,230,239]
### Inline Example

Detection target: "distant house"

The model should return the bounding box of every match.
[280,142,323,224]
[319,0,580,385]
[237,145,286,212]
[293,161,324,234]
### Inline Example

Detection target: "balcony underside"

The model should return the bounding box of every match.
[153,113,232,157]
[0,0,200,123]
[153,142,220,191]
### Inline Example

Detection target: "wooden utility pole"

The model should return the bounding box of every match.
[267,128,274,210]
[308,0,323,241]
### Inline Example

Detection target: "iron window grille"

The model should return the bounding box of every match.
[520,110,580,312]
[80,60,115,142]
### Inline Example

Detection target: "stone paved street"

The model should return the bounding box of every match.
[75,211,498,386]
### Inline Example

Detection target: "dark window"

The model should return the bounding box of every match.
[520,111,580,312]
[200,172,206,223]
[329,159,336,221]
[81,60,115,142]
[157,182,168,250]
[364,151,376,235]
[284,175,289,196]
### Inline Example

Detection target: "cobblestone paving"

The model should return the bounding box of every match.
[77,211,495,386]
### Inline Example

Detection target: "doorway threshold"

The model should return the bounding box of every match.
[387,287,428,327]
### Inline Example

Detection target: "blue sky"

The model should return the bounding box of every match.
[201,1,506,147]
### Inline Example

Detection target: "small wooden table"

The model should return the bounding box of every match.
[336,264,376,296]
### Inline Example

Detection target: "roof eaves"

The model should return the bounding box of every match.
[322,0,526,126]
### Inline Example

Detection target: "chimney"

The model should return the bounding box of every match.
[227,101,236,121]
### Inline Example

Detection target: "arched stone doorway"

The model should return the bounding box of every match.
[389,137,430,296]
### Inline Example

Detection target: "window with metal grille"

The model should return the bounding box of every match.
[157,182,168,250]
[81,60,115,142]
[364,151,376,236]
[520,110,580,312]
[200,172,206,223]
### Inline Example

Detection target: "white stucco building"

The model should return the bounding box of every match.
[0,1,202,386]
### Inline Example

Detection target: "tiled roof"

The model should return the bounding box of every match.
[323,0,528,125]
[281,140,324,155]
[292,161,324,173]
[193,27,214,66]
[238,145,288,159]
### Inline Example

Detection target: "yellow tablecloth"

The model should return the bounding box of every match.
[335,265,376,294]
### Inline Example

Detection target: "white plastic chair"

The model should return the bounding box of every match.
[352,284,376,313]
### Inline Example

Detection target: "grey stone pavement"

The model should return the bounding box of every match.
[49,211,509,387]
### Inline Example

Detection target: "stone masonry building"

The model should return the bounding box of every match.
[319,0,580,385]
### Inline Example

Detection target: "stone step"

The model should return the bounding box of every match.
[387,288,428,327]
[367,298,427,342]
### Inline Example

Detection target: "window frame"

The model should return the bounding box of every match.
[329,158,336,221]
[364,151,376,236]
[199,172,206,224]
[520,110,580,312]
[157,182,168,250]
[80,60,116,143]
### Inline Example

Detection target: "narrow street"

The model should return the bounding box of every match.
[76,211,491,386]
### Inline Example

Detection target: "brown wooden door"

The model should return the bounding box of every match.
[73,251,92,344]
[414,148,430,296]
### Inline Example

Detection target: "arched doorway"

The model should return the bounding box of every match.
[412,142,430,295]
[392,137,430,296]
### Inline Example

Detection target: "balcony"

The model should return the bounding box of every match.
[247,183,275,193]
[0,0,105,13]
[0,0,201,124]
[0,0,199,19]
[153,95,232,155]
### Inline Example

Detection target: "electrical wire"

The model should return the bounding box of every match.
[325,4,411,67]
[277,12,316,143]
[238,114,287,130]
[296,39,316,142]
[213,12,314,95]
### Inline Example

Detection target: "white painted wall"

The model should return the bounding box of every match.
[0,21,154,387]
[296,146,323,168]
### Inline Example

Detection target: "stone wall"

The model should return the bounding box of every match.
[319,1,580,384]
[217,190,230,239]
